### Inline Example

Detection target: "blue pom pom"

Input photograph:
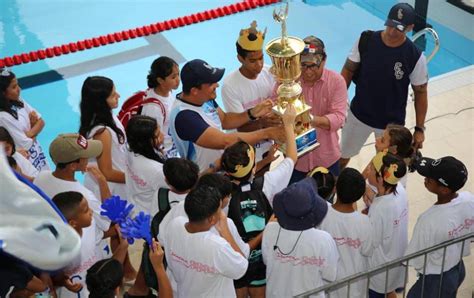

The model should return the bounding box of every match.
[100,196,134,224]
[119,212,152,245]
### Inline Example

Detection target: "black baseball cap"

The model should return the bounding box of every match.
[415,156,468,192]
[384,3,416,32]
[181,59,225,91]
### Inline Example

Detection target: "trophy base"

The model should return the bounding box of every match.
[278,128,319,157]
[272,101,311,116]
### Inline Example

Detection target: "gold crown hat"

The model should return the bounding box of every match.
[237,21,267,51]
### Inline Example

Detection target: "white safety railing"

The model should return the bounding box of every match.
[295,232,474,298]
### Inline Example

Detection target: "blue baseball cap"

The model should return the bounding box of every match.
[181,59,225,91]
[384,3,416,32]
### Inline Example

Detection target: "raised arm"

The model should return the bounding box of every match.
[218,99,273,130]
[196,125,283,150]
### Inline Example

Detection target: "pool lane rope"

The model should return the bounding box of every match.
[0,0,280,68]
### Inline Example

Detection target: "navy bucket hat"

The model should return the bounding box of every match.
[273,177,329,231]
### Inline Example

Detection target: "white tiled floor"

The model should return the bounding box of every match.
[351,66,474,297]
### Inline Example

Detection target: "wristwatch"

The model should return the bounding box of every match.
[247,108,257,121]
[414,125,426,133]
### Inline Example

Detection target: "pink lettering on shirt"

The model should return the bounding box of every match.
[64,255,98,277]
[394,208,408,226]
[275,251,326,267]
[333,237,362,249]
[448,217,474,238]
[127,165,147,187]
[170,251,217,274]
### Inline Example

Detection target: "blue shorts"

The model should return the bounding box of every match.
[407,261,465,298]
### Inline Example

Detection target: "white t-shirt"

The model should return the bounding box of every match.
[158,201,250,258]
[319,207,373,298]
[125,152,169,214]
[406,192,474,275]
[221,67,276,161]
[0,99,49,171]
[163,216,248,298]
[13,151,39,178]
[83,115,127,199]
[34,171,111,259]
[56,224,98,298]
[262,222,339,298]
[262,157,294,207]
[368,184,408,293]
[348,37,428,86]
[141,89,178,157]
[150,190,186,218]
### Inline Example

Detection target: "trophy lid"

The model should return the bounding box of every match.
[265,36,305,58]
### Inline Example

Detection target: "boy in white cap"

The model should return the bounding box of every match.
[262,177,338,298]
[406,156,473,298]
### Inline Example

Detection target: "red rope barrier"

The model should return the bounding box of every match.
[0,0,280,68]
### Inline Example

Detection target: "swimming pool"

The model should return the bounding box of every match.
[1,0,473,167]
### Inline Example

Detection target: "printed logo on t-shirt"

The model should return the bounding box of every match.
[448,217,474,239]
[275,251,326,267]
[394,62,404,80]
[393,208,408,226]
[170,251,218,274]
[333,237,362,249]
[202,101,220,125]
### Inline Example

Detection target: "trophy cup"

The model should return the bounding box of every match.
[265,3,319,156]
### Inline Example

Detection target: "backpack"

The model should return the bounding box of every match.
[227,176,273,242]
[351,30,374,85]
[117,90,165,128]
[142,188,178,290]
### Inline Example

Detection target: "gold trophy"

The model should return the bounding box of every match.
[266,3,319,156]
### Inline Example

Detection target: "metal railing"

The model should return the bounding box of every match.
[295,232,474,298]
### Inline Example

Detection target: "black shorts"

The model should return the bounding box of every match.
[234,251,266,288]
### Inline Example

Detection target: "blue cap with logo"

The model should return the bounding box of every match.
[384,2,416,32]
[181,59,225,91]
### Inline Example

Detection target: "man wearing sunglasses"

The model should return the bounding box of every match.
[290,36,347,183]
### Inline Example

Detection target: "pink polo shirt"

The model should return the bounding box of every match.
[295,68,348,172]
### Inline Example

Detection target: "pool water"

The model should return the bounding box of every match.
[1,0,472,167]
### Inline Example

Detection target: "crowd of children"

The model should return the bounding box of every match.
[1,3,473,298]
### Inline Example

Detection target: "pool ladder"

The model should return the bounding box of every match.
[409,27,440,101]
[412,27,440,63]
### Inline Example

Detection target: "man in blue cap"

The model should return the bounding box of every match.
[169,59,283,171]
[339,3,429,170]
